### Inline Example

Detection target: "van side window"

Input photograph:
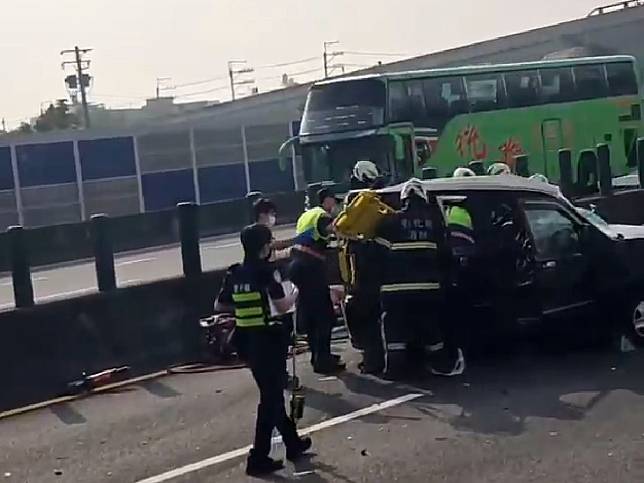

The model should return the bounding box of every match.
[524,203,580,259]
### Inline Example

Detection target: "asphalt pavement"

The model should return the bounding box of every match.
[3,337,644,482]
[0,225,295,310]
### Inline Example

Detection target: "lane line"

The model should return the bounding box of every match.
[38,287,97,302]
[120,279,142,285]
[135,392,424,483]
[203,242,238,250]
[0,276,47,286]
[116,257,157,267]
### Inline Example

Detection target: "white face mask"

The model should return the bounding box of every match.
[267,215,276,227]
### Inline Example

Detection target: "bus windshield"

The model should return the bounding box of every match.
[301,135,403,186]
[300,79,386,136]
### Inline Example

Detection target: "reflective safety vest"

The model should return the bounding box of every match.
[226,264,282,329]
[446,205,475,245]
[232,290,268,328]
[296,207,328,244]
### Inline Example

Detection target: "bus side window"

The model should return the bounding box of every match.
[388,80,429,127]
[539,68,575,104]
[505,70,540,108]
[422,76,468,129]
[465,73,506,112]
[573,65,608,100]
[606,62,638,96]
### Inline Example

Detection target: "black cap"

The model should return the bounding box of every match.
[240,223,273,258]
[253,198,276,220]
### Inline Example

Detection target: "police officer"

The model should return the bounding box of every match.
[215,224,311,477]
[289,207,346,374]
[375,178,464,379]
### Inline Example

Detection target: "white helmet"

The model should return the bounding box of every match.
[401,177,428,203]
[529,173,549,183]
[353,160,379,183]
[487,162,511,176]
[453,167,476,177]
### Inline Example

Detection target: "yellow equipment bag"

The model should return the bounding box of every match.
[334,190,395,240]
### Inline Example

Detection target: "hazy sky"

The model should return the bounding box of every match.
[1,0,603,128]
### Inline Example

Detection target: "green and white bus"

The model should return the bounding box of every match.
[296,55,642,188]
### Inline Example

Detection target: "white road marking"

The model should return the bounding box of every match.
[38,287,97,302]
[120,279,142,285]
[116,257,156,267]
[0,276,47,286]
[135,392,424,483]
[203,242,238,250]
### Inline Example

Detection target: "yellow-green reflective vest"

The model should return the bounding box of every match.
[296,207,328,242]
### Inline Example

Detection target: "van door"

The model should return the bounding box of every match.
[520,198,596,323]
[541,119,563,179]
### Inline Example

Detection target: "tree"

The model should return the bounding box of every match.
[32,99,79,132]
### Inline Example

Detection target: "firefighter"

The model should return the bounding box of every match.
[375,178,464,379]
[529,173,549,183]
[288,207,346,374]
[350,160,384,190]
[344,236,386,374]
[215,223,311,477]
[487,162,511,176]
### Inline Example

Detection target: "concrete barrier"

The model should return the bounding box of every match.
[0,269,225,412]
[0,191,304,273]
[576,189,644,225]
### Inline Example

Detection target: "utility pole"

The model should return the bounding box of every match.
[1,118,5,133]
[227,60,255,101]
[156,77,172,99]
[323,41,343,78]
[61,46,92,128]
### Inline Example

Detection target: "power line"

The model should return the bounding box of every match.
[173,75,229,89]
[255,56,319,69]
[255,67,323,82]
[343,51,410,57]
[175,84,230,98]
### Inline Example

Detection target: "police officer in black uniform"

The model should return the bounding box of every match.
[215,224,311,477]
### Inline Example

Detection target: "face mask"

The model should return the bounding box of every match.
[267,215,276,227]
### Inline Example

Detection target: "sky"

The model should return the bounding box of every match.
[0,0,605,128]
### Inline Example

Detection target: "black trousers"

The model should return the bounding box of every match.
[345,292,385,370]
[381,292,446,374]
[298,304,334,367]
[245,328,299,457]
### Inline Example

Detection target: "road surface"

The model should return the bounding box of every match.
[2,338,644,482]
[0,225,295,310]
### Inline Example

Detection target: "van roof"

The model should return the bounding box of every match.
[377,175,562,198]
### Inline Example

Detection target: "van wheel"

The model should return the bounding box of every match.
[615,298,644,349]
[630,300,644,344]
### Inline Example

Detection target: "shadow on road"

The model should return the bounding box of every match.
[332,342,644,437]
